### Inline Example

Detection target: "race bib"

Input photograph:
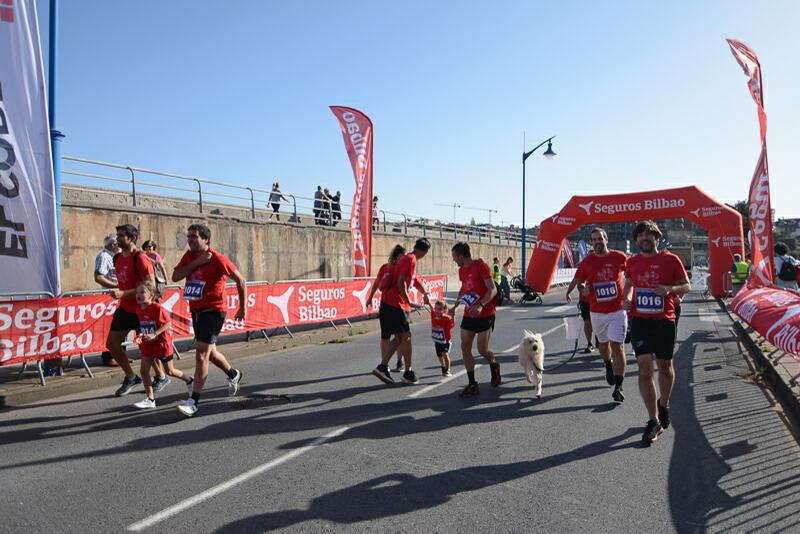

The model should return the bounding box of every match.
[635,288,664,314]
[594,281,618,302]
[460,292,480,307]
[431,327,446,343]
[140,320,156,335]
[184,280,206,301]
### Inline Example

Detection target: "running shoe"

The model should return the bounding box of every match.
[490,363,502,388]
[394,359,405,372]
[152,376,171,392]
[227,369,243,396]
[115,375,142,397]
[177,398,198,418]
[134,397,156,409]
[658,399,671,429]
[458,383,480,398]
[642,420,664,443]
[583,343,594,354]
[372,364,394,384]
[604,362,614,386]
[402,370,419,384]
[442,368,452,377]
[612,388,625,404]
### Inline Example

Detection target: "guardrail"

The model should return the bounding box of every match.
[61,156,527,245]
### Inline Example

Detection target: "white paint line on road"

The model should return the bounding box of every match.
[126,426,351,532]
[408,323,565,399]
[511,309,530,313]
[545,304,575,315]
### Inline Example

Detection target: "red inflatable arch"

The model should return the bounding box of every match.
[526,186,744,298]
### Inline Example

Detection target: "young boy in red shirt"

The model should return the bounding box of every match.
[133,281,194,409]
[431,300,455,377]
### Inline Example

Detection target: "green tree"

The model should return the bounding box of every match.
[728,200,749,237]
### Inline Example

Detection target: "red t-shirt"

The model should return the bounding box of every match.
[175,247,237,311]
[381,253,417,312]
[458,259,496,318]
[135,302,173,358]
[575,250,627,313]
[114,249,155,313]
[625,251,688,321]
[376,263,393,292]
[431,311,455,343]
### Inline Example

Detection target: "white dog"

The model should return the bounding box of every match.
[518,330,545,398]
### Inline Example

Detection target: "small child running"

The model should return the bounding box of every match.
[431,300,455,377]
[132,281,193,409]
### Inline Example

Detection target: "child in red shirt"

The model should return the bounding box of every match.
[133,281,193,409]
[431,300,455,377]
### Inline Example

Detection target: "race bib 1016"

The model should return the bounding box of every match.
[184,280,206,301]
[594,281,618,302]
[635,288,664,314]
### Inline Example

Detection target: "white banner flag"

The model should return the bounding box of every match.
[0,0,59,295]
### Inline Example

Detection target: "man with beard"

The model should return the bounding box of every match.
[623,220,690,443]
[566,227,628,403]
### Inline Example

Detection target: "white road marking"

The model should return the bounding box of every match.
[126,426,350,532]
[511,309,530,313]
[408,322,566,398]
[546,304,575,315]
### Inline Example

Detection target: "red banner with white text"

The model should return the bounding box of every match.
[0,276,447,366]
[732,287,800,358]
[330,106,374,277]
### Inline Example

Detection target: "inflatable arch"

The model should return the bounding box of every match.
[526,186,744,298]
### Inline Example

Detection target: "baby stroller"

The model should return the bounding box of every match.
[510,275,543,304]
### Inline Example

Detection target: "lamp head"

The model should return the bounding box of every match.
[543,141,557,160]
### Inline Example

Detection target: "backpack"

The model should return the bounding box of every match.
[476,259,503,307]
[778,257,797,282]
[114,250,167,298]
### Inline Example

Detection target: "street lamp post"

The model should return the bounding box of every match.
[521,135,557,279]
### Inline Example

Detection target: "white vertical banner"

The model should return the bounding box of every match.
[0,0,59,295]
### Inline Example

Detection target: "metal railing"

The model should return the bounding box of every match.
[61,156,527,245]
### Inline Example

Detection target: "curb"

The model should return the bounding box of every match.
[718,298,800,434]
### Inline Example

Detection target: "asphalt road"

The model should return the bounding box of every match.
[3,292,800,533]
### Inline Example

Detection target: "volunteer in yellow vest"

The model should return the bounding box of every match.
[492,257,502,285]
[730,253,749,296]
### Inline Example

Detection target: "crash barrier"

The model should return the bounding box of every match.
[731,286,800,365]
[550,268,577,287]
[0,275,448,376]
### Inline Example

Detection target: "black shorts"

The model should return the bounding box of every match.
[435,341,452,357]
[191,309,227,345]
[630,316,677,360]
[159,355,174,364]
[110,307,140,333]
[461,314,495,333]
[379,303,409,340]
[579,301,591,321]
[271,202,280,212]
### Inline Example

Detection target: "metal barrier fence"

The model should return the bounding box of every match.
[61,156,526,245]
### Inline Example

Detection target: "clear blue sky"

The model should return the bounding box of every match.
[39,0,800,226]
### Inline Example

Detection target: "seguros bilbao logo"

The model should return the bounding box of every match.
[577,198,686,217]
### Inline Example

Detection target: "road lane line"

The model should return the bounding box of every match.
[408,323,565,398]
[545,304,574,315]
[126,426,350,532]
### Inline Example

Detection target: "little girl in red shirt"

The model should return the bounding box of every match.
[431,300,455,377]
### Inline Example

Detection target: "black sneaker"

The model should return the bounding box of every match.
[394,359,405,372]
[372,364,394,385]
[583,343,594,354]
[490,363,502,388]
[115,375,142,397]
[642,420,664,443]
[458,383,480,398]
[612,388,625,404]
[402,370,419,384]
[604,362,614,386]
[658,399,671,429]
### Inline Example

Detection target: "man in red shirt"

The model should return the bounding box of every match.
[106,224,159,397]
[172,224,247,417]
[623,220,690,443]
[566,228,628,403]
[450,242,500,398]
[372,238,432,385]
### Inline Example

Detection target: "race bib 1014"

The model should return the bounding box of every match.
[184,280,206,301]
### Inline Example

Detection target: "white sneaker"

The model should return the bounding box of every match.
[176,398,198,417]
[134,397,156,409]
[227,369,242,396]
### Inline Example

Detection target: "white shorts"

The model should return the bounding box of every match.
[590,309,627,344]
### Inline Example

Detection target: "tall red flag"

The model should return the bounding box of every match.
[727,38,774,286]
[562,239,575,268]
[330,106,374,276]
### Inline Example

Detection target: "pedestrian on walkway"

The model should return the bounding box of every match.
[172,224,246,417]
[141,240,168,285]
[624,220,690,444]
[331,190,342,226]
[450,242,501,398]
[774,242,799,292]
[372,196,380,231]
[132,281,194,409]
[499,256,513,301]
[566,227,628,404]
[313,186,324,225]
[730,253,750,296]
[95,234,119,366]
[371,238,432,385]
[268,182,286,222]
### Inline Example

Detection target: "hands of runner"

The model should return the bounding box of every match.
[653,285,672,296]
[196,252,213,266]
[468,302,484,317]
[234,307,246,322]
[623,299,632,311]
[141,333,156,342]
[112,289,125,299]
[566,292,573,304]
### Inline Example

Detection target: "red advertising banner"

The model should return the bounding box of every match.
[732,287,800,358]
[330,106,374,277]
[0,276,447,366]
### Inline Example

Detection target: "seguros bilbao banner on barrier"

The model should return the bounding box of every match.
[732,286,800,358]
[0,276,447,366]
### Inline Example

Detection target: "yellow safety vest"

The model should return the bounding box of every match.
[731,261,749,284]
